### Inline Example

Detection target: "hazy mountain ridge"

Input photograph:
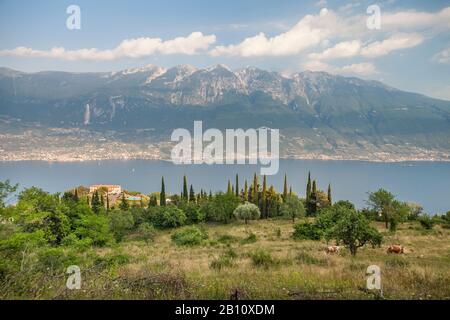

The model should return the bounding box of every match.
[0,65,450,161]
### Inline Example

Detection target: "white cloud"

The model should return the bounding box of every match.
[360,33,424,58]
[0,32,216,61]
[340,62,378,75]
[309,33,424,60]
[210,8,348,57]
[432,47,450,64]
[211,6,449,58]
[381,7,450,31]
[309,40,362,60]
[301,60,379,76]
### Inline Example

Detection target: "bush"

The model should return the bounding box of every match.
[61,234,93,251]
[210,249,237,270]
[200,193,240,223]
[180,203,205,224]
[36,247,78,272]
[0,230,46,258]
[418,215,434,230]
[74,214,112,246]
[240,232,257,244]
[171,226,208,246]
[249,249,276,268]
[109,210,135,241]
[210,256,234,270]
[216,234,238,245]
[292,221,322,240]
[233,202,261,224]
[150,206,186,229]
[136,222,157,243]
[94,251,131,268]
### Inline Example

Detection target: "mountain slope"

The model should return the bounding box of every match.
[0,65,449,160]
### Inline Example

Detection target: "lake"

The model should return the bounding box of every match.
[0,160,449,214]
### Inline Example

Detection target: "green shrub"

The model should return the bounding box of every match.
[418,215,434,230]
[180,203,205,224]
[61,234,93,251]
[74,213,112,246]
[210,249,237,270]
[0,230,46,259]
[171,226,208,246]
[94,251,131,268]
[36,247,78,272]
[150,206,186,229]
[136,222,157,242]
[240,232,257,244]
[109,210,135,242]
[249,249,276,268]
[216,234,238,244]
[292,221,322,240]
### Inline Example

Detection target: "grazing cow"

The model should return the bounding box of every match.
[387,245,404,254]
[326,246,340,254]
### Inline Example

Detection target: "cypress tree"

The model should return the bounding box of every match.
[91,190,101,214]
[252,173,259,206]
[310,180,317,215]
[235,174,239,197]
[182,175,188,201]
[289,186,292,197]
[306,171,312,202]
[244,180,248,202]
[149,195,158,206]
[100,193,104,207]
[262,175,267,218]
[209,190,213,200]
[283,173,288,200]
[119,192,129,211]
[160,177,166,206]
[327,184,332,205]
[227,180,232,195]
[74,188,79,202]
[106,193,110,211]
[189,184,196,203]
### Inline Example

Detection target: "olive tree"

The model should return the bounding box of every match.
[326,208,383,256]
[280,195,305,223]
[233,202,261,224]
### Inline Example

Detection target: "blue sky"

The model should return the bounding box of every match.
[0,0,449,99]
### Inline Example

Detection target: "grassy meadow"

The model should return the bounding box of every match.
[2,218,449,300]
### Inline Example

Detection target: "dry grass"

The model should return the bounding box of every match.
[2,219,449,300]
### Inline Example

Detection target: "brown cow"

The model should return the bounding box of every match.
[387,245,404,254]
[326,245,340,254]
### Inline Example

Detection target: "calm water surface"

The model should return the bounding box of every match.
[1,160,449,214]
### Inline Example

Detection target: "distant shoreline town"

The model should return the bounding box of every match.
[1,153,450,163]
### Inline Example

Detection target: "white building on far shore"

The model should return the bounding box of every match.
[89,184,122,194]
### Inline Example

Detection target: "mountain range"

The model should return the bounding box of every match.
[1,64,450,161]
